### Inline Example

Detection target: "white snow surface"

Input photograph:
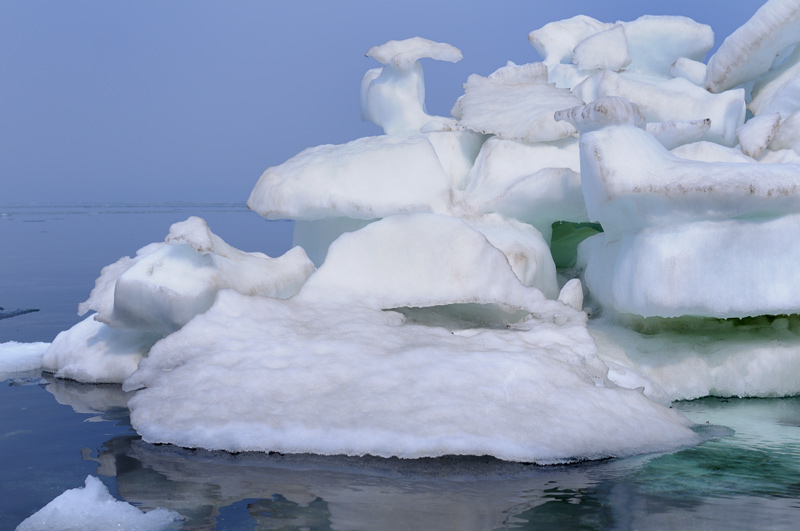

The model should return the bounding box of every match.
[17,475,181,531]
[770,110,800,153]
[123,289,699,464]
[749,45,800,118]
[621,16,714,78]
[706,0,800,93]
[528,15,612,66]
[736,112,781,158]
[0,341,49,376]
[247,135,454,220]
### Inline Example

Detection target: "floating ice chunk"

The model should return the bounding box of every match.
[41,315,160,384]
[558,278,584,311]
[361,37,462,136]
[671,141,755,163]
[769,110,800,153]
[92,217,314,335]
[17,475,181,531]
[572,24,630,72]
[0,341,49,376]
[457,62,582,143]
[297,213,554,309]
[574,70,746,146]
[750,45,800,117]
[706,0,800,93]
[646,119,712,150]
[528,15,612,66]
[736,112,782,157]
[124,288,700,464]
[670,57,707,86]
[622,16,714,78]
[247,135,453,220]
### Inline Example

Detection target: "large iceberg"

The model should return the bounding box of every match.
[34,0,800,465]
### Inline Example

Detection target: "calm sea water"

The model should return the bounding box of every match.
[2,204,800,530]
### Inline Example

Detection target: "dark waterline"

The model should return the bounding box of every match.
[3,204,800,529]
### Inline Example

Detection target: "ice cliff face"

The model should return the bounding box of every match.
[40,0,800,463]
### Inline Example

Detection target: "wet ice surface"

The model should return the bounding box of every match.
[4,376,800,530]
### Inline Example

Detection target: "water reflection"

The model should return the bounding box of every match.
[39,377,800,530]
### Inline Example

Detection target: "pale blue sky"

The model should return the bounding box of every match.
[0,0,766,204]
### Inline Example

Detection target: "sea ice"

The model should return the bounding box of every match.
[17,475,181,531]
[0,341,49,377]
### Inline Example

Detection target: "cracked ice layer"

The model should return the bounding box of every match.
[123,288,699,464]
[706,0,800,93]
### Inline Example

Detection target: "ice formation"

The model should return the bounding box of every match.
[34,0,800,464]
[0,341,49,377]
[17,475,181,531]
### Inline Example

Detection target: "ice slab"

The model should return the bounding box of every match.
[17,475,181,531]
[124,289,699,464]
[457,62,582,143]
[706,0,800,93]
[528,15,612,66]
[247,134,453,220]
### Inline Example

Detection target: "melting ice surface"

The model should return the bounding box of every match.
[8,0,800,527]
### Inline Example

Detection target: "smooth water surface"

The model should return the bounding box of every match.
[2,204,800,530]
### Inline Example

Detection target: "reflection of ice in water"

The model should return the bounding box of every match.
[61,398,794,530]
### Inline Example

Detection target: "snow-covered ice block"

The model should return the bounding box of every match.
[41,315,160,384]
[579,215,800,318]
[574,70,746,146]
[528,15,612,66]
[425,129,487,191]
[457,62,582,143]
[736,112,781,158]
[123,288,700,464]
[84,217,314,335]
[571,24,630,72]
[558,98,800,231]
[706,0,800,93]
[248,135,454,220]
[17,475,181,531]
[561,98,800,318]
[361,37,462,136]
[0,341,49,377]
[671,141,755,163]
[622,16,714,78]
[750,45,800,118]
[670,57,707,87]
[297,213,557,308]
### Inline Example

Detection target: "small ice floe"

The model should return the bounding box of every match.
[16,475,181,531]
